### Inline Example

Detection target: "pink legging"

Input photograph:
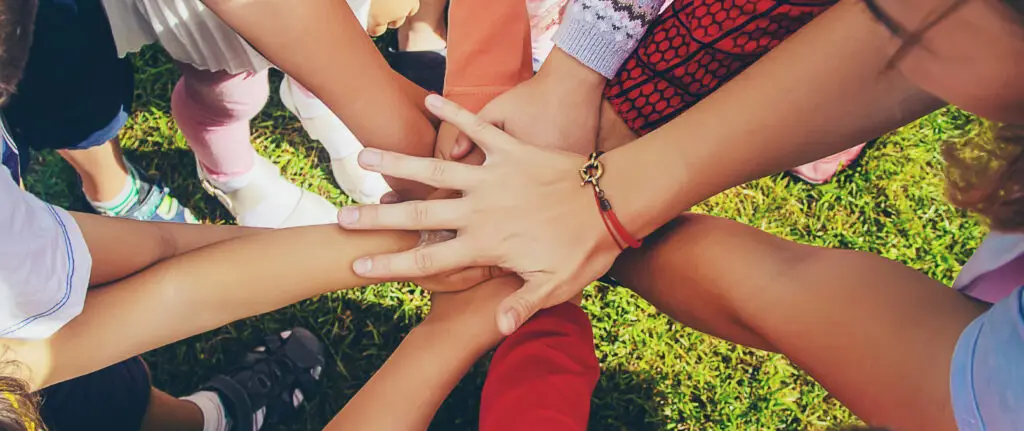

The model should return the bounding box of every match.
[171,62,268,182]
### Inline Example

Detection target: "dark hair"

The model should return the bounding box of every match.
[0,354,43,431]
[0,0,38,105]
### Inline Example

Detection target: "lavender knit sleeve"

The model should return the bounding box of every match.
[553,0,669,78]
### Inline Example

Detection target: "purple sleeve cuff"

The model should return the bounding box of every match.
[553,0,668,78]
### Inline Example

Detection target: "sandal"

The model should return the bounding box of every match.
[203,327,325,431]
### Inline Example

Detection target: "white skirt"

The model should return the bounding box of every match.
[101,0,371,74]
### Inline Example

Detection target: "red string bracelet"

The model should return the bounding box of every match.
[579,152,643,250]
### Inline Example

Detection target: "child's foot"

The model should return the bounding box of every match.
[279,77,391,204]
[185,328,325,431]
[788,143,867,185]
[197,155,338,228]
[87,159,199,223]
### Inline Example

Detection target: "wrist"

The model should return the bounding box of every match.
[595,141,695,242]
[536,48,606,94]
[417,314,503,352]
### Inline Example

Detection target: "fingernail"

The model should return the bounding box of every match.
[338,207,360,225]
[425,94,445,110]
[453,140,468,156]
[358,149,382,168]
[380,192,401,204]
[353,257,373,275]
[497,310,518,335]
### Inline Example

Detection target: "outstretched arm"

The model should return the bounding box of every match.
[324,276,519,431]
[200,0,438,197]
[609,214,985,431]
[323,287,598,431]
[72,212,258,286]
[2,225,495,390]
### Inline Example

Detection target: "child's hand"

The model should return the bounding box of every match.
[412,266,509,292]
[434,121,486,166]
[438,49,606,162]
[425,275,521,332]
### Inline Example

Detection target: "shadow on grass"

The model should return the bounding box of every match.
[143,288,674,431]
[592,365,673,431]
[145,291,429,431]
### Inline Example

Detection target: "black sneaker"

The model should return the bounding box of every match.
[202,328,325,430]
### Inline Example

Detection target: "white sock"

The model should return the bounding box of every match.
[88,166,142,215]
[282,78,364,160]
[233,175,304,228]
[317,120,364,161]
[181,391,229,431]
[206,163,258,194]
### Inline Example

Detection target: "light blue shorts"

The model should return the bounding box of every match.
[950,285,1024,430]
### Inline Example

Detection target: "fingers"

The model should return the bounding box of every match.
[429,266,509,292]
[352,239,482,279]
[424,95,517,154]
[338,198,468,230]
[380,191,403,204]
[357,148,479,190]
[494,280,552,335]
[447,134,475,160]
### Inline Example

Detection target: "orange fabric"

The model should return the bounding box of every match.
[443,0,533,113]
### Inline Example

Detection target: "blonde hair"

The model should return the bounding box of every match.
[944,122,1024,231]
[0,356,42,431]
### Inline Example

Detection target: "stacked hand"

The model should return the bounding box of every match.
[435,48,608,162]
[338,94,621,335]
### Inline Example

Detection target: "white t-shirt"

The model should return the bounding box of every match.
[0,119,91,340]
[101,0,373,74]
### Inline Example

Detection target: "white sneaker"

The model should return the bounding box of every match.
[197,156,338,228]
[279,76,391,204]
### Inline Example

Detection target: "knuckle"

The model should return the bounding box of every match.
[511,293,535,315]
[414,249,434,273]
[429,160,447,182]
[468,116,490,134]
[409,201,430,225]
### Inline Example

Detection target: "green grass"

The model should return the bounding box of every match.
[24,46,986,430]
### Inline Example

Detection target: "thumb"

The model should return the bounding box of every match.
[450,110,504,161]
[495,281,550,335]
[446,132,473,160]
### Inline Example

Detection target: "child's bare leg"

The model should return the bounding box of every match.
[609,214,986,431]
[58,139,130,203]
[140,389,204,431]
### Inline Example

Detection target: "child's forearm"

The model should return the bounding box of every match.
[10,226,421,389]
[72,212,261,285]
[608,215,983,431]
[325,276,519,431]
[200,0,438,159]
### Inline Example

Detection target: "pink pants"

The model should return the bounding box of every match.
[171,63,268,182]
